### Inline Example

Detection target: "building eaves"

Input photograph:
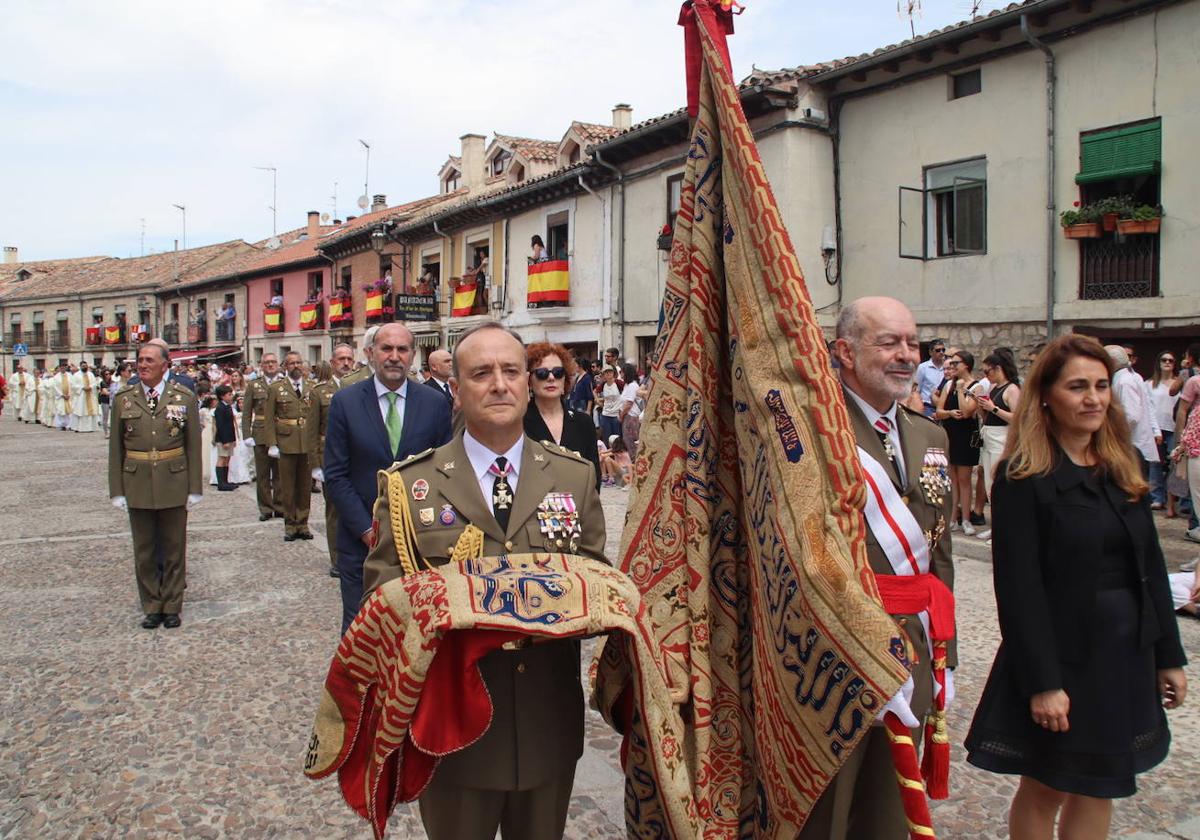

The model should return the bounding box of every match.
[315,193,460,255]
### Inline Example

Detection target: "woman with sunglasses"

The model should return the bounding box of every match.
[523,342,602,491]
[1147,351,1180,511]
[934,350,981,535]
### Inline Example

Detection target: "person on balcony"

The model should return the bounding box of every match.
[215,301,236,342]
[529,234,550,263]
[269,293,284,308]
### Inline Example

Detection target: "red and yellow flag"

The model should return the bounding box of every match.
[299,303,319,330]
[527,259,569,305]
[328,298,344,320]
[103,326,121,344]
[450,282,476,317]
[264,308,282,332]
[365,291,385,318]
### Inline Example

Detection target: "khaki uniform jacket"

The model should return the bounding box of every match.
[847,395,956,720]
[307,378,343,469]
[341,365,372,387]
[261,377,316,455]
[363,434,607,791]
[241,376,277,440]
[108,381,203,509]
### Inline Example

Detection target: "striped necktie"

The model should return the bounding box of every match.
[874,417,900,482]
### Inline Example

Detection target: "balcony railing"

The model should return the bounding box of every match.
[4,330,23,347]
[51,328,71,349]
[215,318,236,342]
[28,330,48,349]
[162,323,180,345]
[1080,235,1159,300]
[187,322,207,344]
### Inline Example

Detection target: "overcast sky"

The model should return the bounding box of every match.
[2,0,993,262]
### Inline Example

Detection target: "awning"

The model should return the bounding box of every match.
[169,346,242,364]
[1076,120,1161,185]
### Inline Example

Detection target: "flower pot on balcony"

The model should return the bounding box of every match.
[1063,223,1102,240]
[1101,213,1119,232]
[1116,218,1161,235]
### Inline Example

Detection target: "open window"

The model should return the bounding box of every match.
[898,157,987,259]
[547,211,569,261]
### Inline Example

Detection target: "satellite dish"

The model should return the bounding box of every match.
[266,237,281,250]
[357,195,369,210]
[320,212,330,222]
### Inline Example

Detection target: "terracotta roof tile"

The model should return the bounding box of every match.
[570,122,622,147]
[494,134,559,163]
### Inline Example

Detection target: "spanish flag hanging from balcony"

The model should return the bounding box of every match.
[527,259,570,305]
[451,280,476,317]
[299,303,320,330]
[365,291,385,318]
[103,326,121,344]
[328,297,345,321]
[264,307,282,333]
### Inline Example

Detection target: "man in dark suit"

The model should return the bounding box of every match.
[423,348,455,409]
[801,296,955,840]
[323,322,452,633]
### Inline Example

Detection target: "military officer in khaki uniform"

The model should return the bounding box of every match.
[309,342,356,575]
[262,351,317,541]
[242,352,284,521]
[362,322,606,840]
[340,324,379,388]
[801,297,956,840]
[108,342,203,630]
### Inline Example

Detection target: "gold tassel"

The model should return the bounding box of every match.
[385,472,421,578]
[449,525,485,563]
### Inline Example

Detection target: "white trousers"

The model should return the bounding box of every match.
[979,425,1008,502]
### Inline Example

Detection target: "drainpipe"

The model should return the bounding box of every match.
[502,218,510,319]
[240,279,251,362]
[432,220,453,344]
[1021,13,1057,341]
[592,149,625,355]
[577,173,608,336]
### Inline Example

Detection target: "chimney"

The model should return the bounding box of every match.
[3,246,17,264]
[612,103,633,130]
[460,133,486,192]
[307,210,320,241]
[371,194,387,213]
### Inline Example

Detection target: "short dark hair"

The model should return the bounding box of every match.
[451,321,525,379]
[605,347,619,357]
[215,384,233,398]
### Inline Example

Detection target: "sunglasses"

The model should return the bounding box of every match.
[1161,357,1175,363]
[533,366,566,381]
[931,347,946,353]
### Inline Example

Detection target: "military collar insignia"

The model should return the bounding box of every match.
[442,461,455,471]
[533,453,545,462]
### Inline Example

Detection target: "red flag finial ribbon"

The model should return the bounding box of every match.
[679,0,739,117]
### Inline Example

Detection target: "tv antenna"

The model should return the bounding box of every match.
[330,181,338,220]
[358,139,371,209]
[898,0,922,38]
[254,165,278,234]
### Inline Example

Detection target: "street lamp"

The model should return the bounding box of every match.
[370,226,388,254]
[358,139,371,209]
[172,204,187,250]
[254,165,277,234]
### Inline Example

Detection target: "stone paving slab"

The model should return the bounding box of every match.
[0,419,1195,839]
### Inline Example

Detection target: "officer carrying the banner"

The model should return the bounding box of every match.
[362,322,606,840]
[109,341,202,630]
[262,350,317,542]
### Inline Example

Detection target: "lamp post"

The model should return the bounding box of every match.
[358,139,371,208]
[254,166,277,234]
[172,204,187,250]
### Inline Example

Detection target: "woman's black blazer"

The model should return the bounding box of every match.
[524,401,602,492]
[991,455,1186,699]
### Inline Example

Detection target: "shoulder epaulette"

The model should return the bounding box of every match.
[114,383,136,396]
[385,448,435,473]
[543,441,588,463]
[899,403,937,425]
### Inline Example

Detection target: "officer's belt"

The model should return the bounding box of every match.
[126,447,184,462]
[276,418,304,426]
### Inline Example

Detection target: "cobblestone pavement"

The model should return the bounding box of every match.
[1,419,1196,839]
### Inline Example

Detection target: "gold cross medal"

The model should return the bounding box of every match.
[493,481,513,510]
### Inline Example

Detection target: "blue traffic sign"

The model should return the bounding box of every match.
[11,343,28,357]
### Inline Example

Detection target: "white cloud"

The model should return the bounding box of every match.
[0,0,977,260]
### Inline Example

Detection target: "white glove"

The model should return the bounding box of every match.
[244,437,256,448]
[268,445,280,459]
[876,675,920,729]
[186,494,203,510]
[312,468,324,482]
[111,496,128,512]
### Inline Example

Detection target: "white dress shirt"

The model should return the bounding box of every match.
[844,387,906,479]
[1113,367,1159,463]
[462,430,524,507]
[373,376,408,427]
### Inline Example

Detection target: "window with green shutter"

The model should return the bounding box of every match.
[1076,120,1161,184]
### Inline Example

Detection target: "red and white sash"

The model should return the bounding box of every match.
[857,445,929,577]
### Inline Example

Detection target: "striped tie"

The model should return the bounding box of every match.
[874,417,900,481]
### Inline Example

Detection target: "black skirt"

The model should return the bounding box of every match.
[966,489,1172,799]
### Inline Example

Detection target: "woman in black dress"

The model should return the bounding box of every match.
[522,342,601,491]
[933,350,981,535]
[965,335,1187,839]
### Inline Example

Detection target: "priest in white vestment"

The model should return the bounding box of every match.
[72,362,102,433]
[38,371,56,426]
[17,367,37,423]
[52,366,74,430]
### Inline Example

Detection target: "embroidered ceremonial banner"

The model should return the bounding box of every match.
[527,259,570,305]
[103,326,121,344]
[450,282,476,317]
[299,303,320,330]
[263,307,282,333]
[304,554,698,840]
[592,3,909,835]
